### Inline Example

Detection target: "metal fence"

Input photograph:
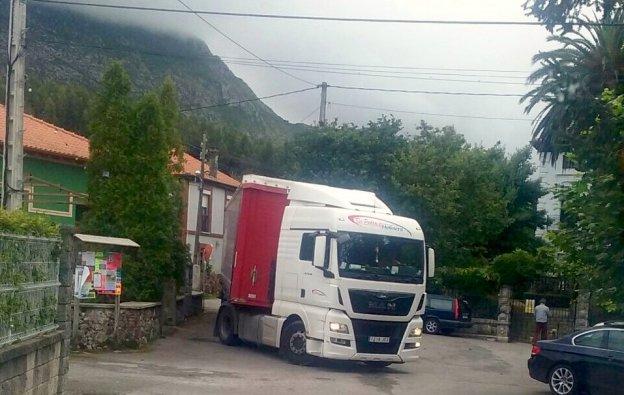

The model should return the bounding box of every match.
[0,234,60,347]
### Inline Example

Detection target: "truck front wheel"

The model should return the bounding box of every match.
[280,320,312,365]
[217,306,240,346]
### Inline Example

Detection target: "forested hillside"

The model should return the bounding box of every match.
[0,2,303,139]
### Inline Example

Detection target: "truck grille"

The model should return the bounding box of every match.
[349,289,414,316]
[351,319,408,354]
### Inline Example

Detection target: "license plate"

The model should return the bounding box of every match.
[368,336,390,343]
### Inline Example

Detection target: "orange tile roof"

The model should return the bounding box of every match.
[181,153,240,188]
[0,105,240,188]
[0,105,90,162]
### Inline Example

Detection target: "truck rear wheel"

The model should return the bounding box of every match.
[217,306,240,346]
[280,320,312,365]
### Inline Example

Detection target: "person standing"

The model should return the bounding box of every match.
[534,298,550,343]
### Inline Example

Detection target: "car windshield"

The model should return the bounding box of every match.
[337,232,424,284]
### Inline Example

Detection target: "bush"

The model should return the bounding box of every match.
[0,209,60,237]
[490,249,543,287]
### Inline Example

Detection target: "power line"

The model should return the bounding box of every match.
[31,1,624,27]
[329,84,529,97]
[329,102,534,121]
[218,56,530,74]
[222,59,529,78]
[298,106,320,123]
[175,0,315,86]
[223,60,534,86]
[36,38,530,80]
[180,86,319,112]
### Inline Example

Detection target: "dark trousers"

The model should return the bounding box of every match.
[534,322,548,343]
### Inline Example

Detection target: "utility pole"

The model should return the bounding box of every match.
[318,82,327,126]
[184,132,210,315]
[208,148,219,179]
[192,134,207,268]
[2,0,27,210]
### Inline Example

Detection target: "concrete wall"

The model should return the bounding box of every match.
[0,330,63,395]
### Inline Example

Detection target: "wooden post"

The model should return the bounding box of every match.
[113,294,120,342]
[71,297,80,339]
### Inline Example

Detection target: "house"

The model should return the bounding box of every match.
[532,151,582,237]
[0,106,89,225]
[0,106,241,272]
[179,156,239,275]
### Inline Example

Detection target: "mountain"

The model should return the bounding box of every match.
[0,2,305,138]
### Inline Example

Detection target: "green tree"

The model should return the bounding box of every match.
[25,78,94,135]
[83,63,186,301]
[521,12,624,157]
[391,124,547,294]
[544,91,624,311]
[523,0,622,32]
[284,116,408,203]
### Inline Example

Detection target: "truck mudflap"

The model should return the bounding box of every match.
[307,310,422,362]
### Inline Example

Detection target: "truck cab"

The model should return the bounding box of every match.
[216,175,434,366]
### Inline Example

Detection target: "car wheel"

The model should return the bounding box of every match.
[280,320,312,365]
[424,318,440,334]
[548,364,578,395]
[364,361,392,369]
[217,306,240,346]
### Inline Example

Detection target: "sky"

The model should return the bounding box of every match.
[56,0,554,153]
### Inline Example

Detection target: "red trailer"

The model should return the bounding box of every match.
[222,182,289,309]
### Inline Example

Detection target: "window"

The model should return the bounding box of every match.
[337,232,425,284]
[608,330,624,352]
[299,233,315,261]
[574,330,607,348]
[200,191,211,233]
[562,156,575,171]
[429,297,453,311]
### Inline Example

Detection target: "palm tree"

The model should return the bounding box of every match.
[522,12,624,159]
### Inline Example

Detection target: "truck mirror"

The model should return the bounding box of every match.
[313,235,327,269]
[427,247,435,278]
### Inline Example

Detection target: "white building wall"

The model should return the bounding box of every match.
[532,151,582,237]
[185,181,233,274]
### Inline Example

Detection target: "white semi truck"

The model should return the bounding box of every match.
[215,175,434,366]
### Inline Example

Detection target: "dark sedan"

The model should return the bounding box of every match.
[528,324,624,394]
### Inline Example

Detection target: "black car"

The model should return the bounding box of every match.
[423,294,472,334]
[528,323,624,394]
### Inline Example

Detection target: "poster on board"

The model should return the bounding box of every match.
[76,251,123,297]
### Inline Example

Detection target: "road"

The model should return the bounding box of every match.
[66,302,549,395]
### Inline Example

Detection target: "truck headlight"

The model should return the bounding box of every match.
[408,327,422,337]
[329,322,349,334]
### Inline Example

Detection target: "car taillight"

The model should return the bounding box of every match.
[452,299,460,320]
[531,345,541,356]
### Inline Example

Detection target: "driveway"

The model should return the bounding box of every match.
[66,302,548,395]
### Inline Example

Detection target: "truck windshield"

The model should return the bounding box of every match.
[337,232,424,284]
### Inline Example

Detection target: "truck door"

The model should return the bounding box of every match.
[298,232,332,308]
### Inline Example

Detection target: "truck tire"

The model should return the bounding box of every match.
[280,320,312,365]
[217,306,240,346]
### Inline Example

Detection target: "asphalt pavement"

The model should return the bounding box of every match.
[66,300,549,395]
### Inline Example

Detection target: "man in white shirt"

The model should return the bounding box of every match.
[534,298,550,343]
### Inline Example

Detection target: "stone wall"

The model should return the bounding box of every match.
[455,286,511,342]
[456,318,499,338]
[0,330,63,394]
[74,302,161,350]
